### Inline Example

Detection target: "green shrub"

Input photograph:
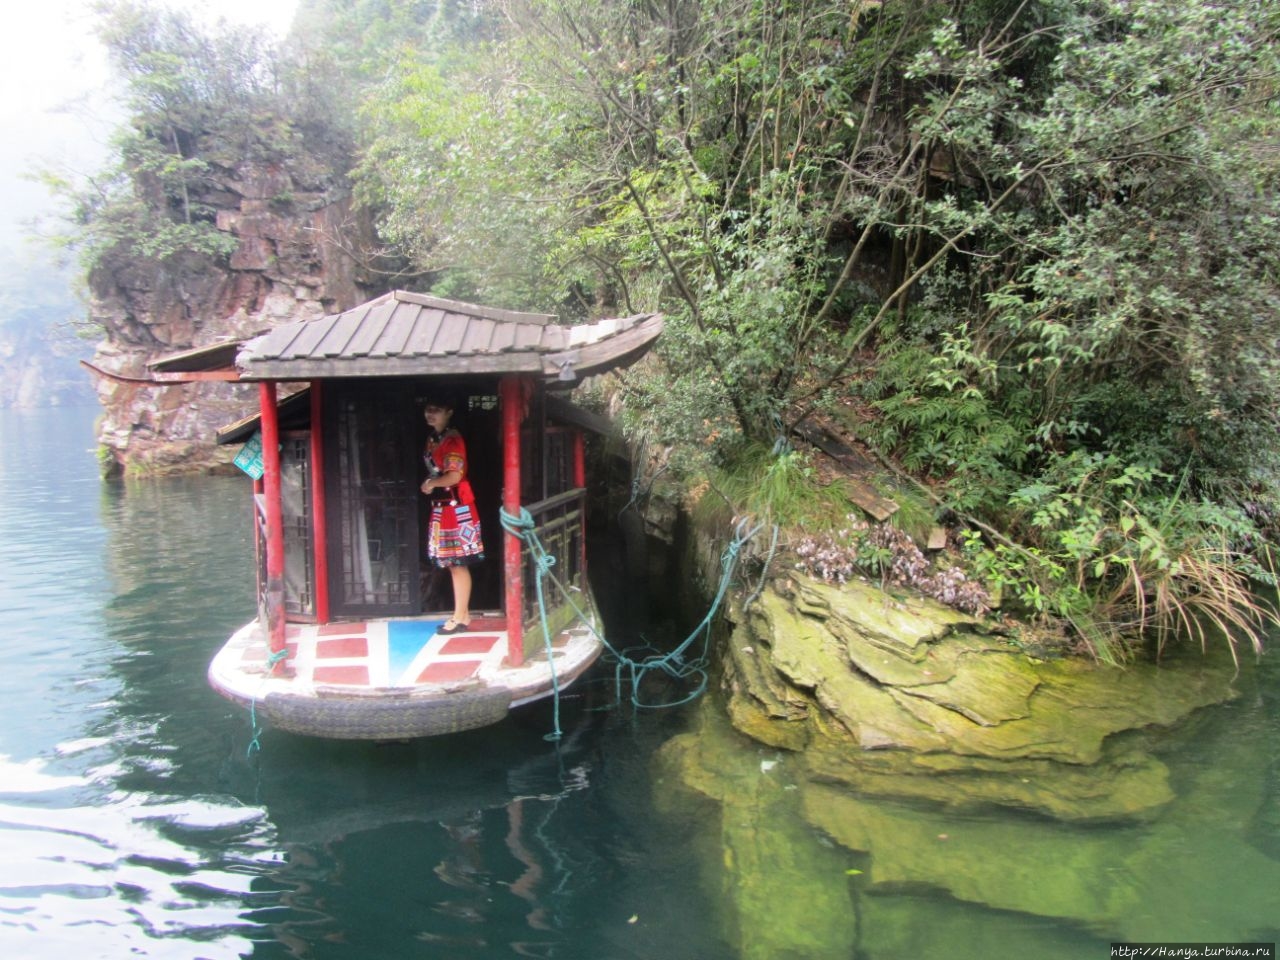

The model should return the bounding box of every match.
[962,452,1278,664]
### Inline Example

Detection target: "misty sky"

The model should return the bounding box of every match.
[0,0,298,257]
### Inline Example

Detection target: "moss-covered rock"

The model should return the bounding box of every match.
[798,742,1280,941]
[720,575,1240,820]
[801,779,1142,927]
[802,736,1176,821]
[650,516,1273,957]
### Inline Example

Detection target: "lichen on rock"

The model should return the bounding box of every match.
[654,704,860,960]
[656,680,1280,953]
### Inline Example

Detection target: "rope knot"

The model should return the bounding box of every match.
[499,506,536,537]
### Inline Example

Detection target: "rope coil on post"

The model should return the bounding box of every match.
[501,506,568,741]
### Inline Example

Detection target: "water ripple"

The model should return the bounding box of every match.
[0,749,284,958]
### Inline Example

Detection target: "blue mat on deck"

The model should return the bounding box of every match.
[387,619,444,681]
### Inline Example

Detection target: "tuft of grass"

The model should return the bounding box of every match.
[1084,537,1277,668]
[712,442,854,531]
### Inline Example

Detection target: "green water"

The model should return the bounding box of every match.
[0,406,1276,958]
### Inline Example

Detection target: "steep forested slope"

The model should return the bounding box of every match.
[57,0,1280,658]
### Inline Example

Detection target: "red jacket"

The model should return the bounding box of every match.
[426,430,475,506]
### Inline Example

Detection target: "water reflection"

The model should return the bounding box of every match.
[76,448,709,957]
[0,408,729,959]
[236,729,605,957]
[0,753,270,958]
[654,652,1280,959]
[0,420,274,957]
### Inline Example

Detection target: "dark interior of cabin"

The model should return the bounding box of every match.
[320,378,505,619]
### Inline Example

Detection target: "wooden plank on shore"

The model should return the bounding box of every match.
[793,421,899,521]
[845,478,899,522]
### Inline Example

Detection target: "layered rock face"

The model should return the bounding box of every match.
[721,576,1237,821]
[646,568,1280,955]
[88,151,388,476]
[649,567,1279,955]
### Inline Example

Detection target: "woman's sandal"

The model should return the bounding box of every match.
[437,619,470,635]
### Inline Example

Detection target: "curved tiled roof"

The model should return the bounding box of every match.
[236,290,663,382]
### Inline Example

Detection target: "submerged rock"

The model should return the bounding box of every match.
[800,768,1280,940]
[649,479,1273,955]
[654,705,858,960]
[656,692,1280,952]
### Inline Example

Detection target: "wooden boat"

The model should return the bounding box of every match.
[148,291,663,739]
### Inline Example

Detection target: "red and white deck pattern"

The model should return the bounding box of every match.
[208,613,604,714]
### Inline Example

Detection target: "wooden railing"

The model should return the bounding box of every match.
[519,487,587,629]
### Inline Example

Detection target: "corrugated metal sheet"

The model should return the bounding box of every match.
[236,290,662,382]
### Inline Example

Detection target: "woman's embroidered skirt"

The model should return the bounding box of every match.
[428,502,485,567]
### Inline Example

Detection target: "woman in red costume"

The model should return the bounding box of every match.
[420,397,485,633]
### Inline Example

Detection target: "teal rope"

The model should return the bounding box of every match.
[626,515,760,709]
[501,507,761,723]
[618,461,668,523]
[742,523,779,612]
[618,439,648,521]
[501,507,567,741]
[246,647,288,758]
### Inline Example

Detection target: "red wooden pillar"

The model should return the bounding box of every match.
[259,381,288,673]
[572,429,586,488]
[500,375,525,665]
[308,381,330,623]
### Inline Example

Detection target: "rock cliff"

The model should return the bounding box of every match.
[0,322,95,408]
[647,522,1274,955]
[0,258,96,409]
[87,145,392,477]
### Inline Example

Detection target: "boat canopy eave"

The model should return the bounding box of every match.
[235,355,549,381]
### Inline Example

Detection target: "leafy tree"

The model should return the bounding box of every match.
[42,0,343,281]
[356,1,946,432]
[42,0,1280,657]
[852,0,1280,657]
[352,0,1278,658]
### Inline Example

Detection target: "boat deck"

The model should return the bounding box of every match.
[208,614,603,739]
